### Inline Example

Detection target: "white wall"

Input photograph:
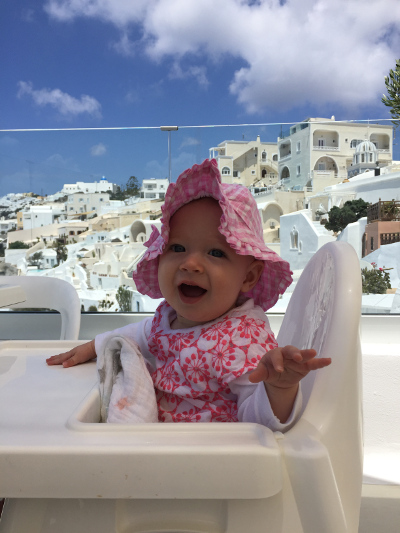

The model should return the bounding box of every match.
[280,210,335,270]
[337,217,368,259]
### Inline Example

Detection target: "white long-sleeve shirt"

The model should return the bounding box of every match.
[95,299,301,431]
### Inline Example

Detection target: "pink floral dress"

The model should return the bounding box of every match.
[148,299,278,422]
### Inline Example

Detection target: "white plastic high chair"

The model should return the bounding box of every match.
[0,242,362,533]
[276,241,363,533]
[0,276,81,340]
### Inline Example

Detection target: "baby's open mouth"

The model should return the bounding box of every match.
[179,283,207,298]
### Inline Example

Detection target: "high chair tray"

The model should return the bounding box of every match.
[0,340,282,500]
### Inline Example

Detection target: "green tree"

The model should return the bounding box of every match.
[9,241,29,249]
[28,251,43,266]
[116,286,132,312]
[382,59,400,127]
[99,299,113,311]
[125,176,140,198]
[362,263,392,294]
[109,185,126,201]
[324,199,370,233]
[52,240,68,265]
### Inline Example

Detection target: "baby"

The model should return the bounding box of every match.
[47,159,330,429]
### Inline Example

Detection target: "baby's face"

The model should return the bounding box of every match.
[158,197,263,329]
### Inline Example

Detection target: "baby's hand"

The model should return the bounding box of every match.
[248,345,331,389]
[46,340,96,368]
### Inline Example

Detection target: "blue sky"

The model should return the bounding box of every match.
[1,0,400,196]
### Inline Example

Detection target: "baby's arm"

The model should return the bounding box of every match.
[46,319,154,369]
[46,340,96,367]
[249,345,331,423]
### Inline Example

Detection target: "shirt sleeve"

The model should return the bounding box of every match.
[230,374,303,432]
[94,318,155,371]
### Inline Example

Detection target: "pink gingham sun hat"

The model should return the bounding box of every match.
[133,158,292,311]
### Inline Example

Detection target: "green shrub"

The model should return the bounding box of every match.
[361,263,392,294]
[116,286,132,312]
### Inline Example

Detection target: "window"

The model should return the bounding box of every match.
[296,141,301,153]
[262,151,267,160]
[318,163,326,170]
[371,237,374,251]
[290,226,299,249]
[350,139,362,148]
[296,165,301,176]
[318,139,325,147]
[272,154,278,162]
[251,170,256,175]
[221,167,231,175]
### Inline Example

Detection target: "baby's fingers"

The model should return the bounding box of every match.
[248,361,269,383]
[248,347,284,383]
[46,350,76,366]
[305,357,331,371]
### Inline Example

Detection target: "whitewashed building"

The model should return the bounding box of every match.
[62,177,117,195]
[280,209,335,270]
[277,117,393,190]
[0,218,17,234]
[66,192,110,218]
[209,136,278,187]
[22,204,66,230]
[140,179,169,200]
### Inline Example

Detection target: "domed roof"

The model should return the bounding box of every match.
[355,140,376,153]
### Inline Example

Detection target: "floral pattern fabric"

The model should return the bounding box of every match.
[148,299,277,422]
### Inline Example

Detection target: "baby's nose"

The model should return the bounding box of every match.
[179,253,204,273]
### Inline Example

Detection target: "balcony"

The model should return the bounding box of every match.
[312,145,339,151]
[279,152,291,162]
[381,232,400,245]
[367,200,400,223]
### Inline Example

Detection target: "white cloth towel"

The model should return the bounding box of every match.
[97,334,158,423]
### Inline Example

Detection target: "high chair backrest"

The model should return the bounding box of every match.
[0,275,81,340]
[277,241,363,533]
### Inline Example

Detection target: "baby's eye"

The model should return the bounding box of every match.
[209,249,226,258]
[170,244,185,253]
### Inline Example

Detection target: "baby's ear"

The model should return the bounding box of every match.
[241,260,264,293]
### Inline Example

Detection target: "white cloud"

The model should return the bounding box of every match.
[44,0,150,26]
[179,136,202,149]
[169,63,209,87]
[90,143,107,156]
[17,81,102,118]
[44,0,400,113]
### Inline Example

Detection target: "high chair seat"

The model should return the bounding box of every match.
[0,242,362,533]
